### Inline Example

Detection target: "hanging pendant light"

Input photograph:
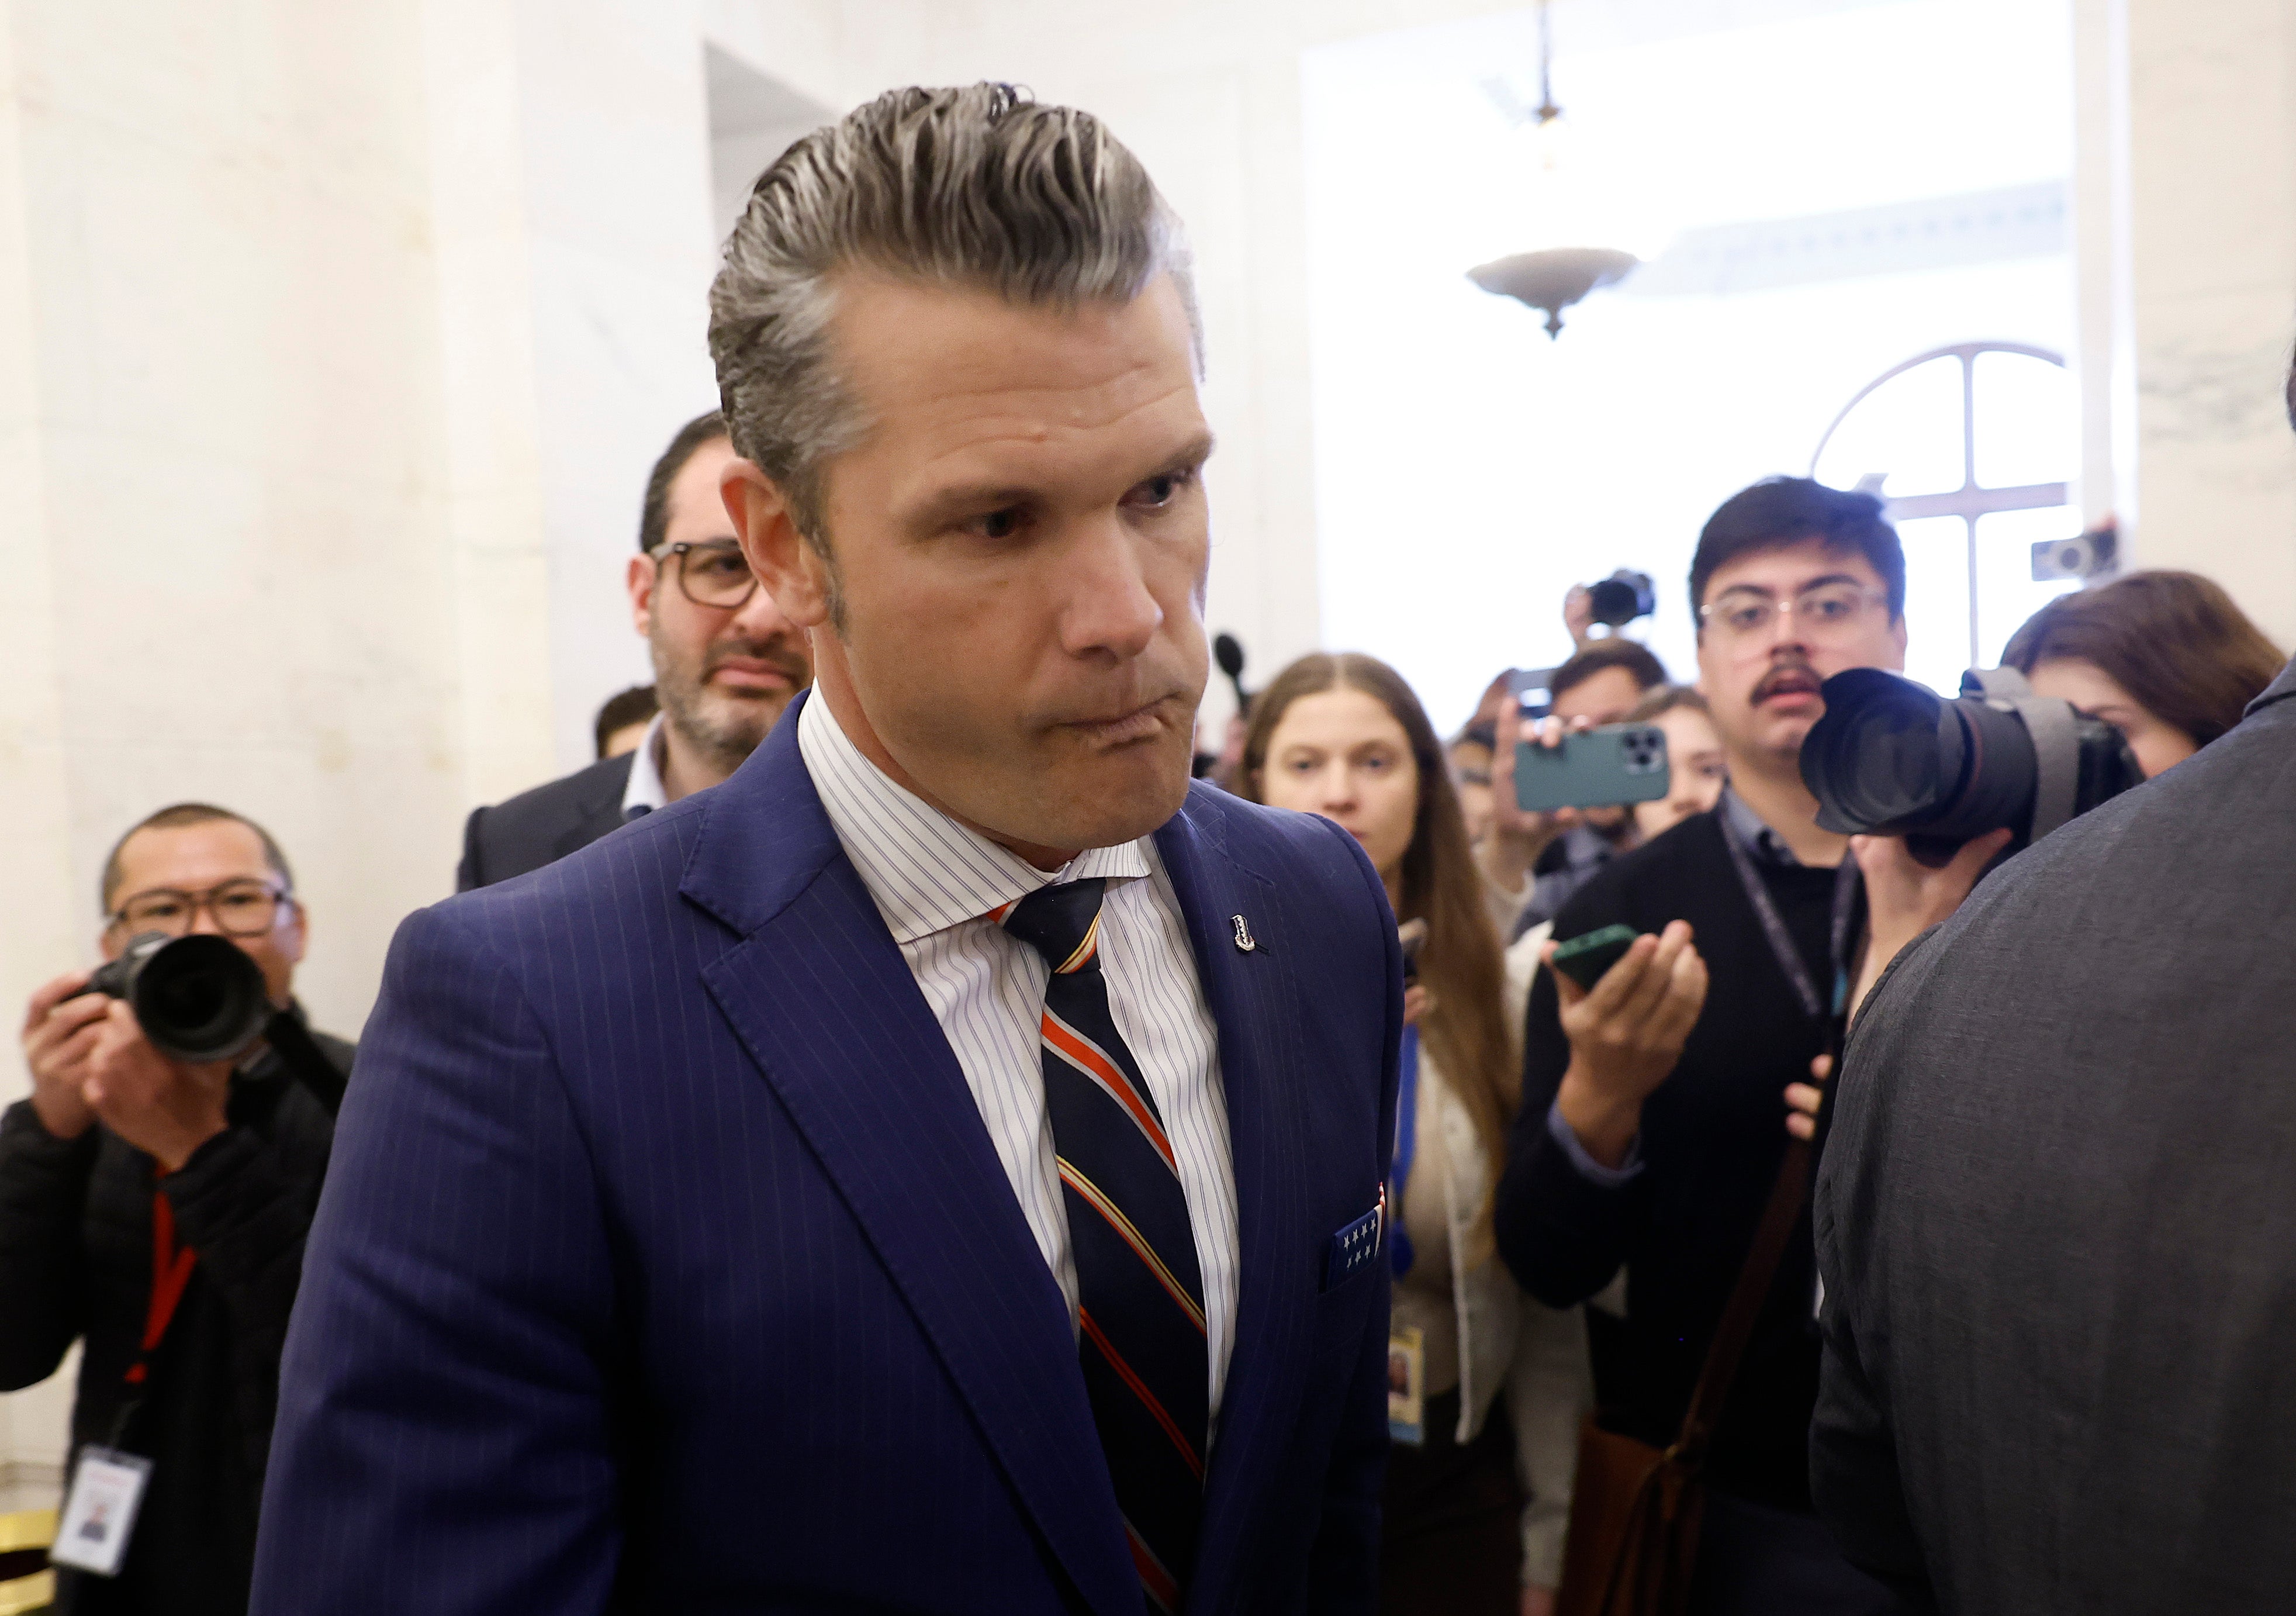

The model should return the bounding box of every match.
[1468,0,1640,339]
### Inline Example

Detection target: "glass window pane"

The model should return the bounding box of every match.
[1975,506,2082,667]
[1812,355,1967,500]
[1970,350,2074,491]
[1896,515,1973,693]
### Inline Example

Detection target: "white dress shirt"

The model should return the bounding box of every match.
[799,693,1241,1418]
[621,714,670,820]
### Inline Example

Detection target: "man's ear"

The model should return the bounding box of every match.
[1889,613,1910,668]
[627,553,658,638]
[722,458,832,631]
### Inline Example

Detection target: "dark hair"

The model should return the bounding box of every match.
[637,410,730,555]
[1454,719,1498,751]
[1624,683,1711,725]
[1237,654,1519,1237]
[593,685,660,759]
[1690,476,1906,626]
[101,803,294,914]
[1551,640,1668,703]
[2001,570,2284,750]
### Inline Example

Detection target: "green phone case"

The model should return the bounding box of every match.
[1512,723,1671,813]
[1550,924,1641,990]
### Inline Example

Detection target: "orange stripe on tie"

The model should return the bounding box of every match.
[1079,1307,1205,1480]
[1058,1157,1207,1334]
[1042,1011,1177,1170]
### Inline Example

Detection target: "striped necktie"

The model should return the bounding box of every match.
[999,878,1207,1614]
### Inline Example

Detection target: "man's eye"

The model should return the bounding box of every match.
[1125,469,1194,509]
[970,509,1023,540]
[692,551,748,579]
[1726,604,1769,633]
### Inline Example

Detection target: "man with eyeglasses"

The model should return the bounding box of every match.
[1494,478,1998,1611]
[2,802,350,1613]
[456,409,815,889]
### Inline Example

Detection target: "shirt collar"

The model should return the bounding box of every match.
[621,713,670,820]
[797,691,1152,945]
[1719,784,1803,867]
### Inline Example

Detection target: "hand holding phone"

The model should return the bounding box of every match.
[1544,920,1709,1168]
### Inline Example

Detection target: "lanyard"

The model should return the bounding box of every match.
[1388,1027,1420,1278]
[1715,798,1862,1024]
[107,1191,198,1447]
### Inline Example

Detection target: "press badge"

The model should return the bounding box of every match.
[50,1446,151,1577]
[1387,1326,1426,1447]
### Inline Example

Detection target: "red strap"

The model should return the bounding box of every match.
[125,1193,198,1384]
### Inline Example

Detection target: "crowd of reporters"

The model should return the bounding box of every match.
[6,239,2293,1616]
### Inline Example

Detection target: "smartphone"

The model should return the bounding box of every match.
[1550,924,1641,991]
[1504,667,1554,721]
[1513,723,1669,813]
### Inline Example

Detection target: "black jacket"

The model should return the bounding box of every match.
[0,1020,350,1615]
[456,752,633,891]
[1496,808,1838,1510]
[1814,659,2296,1614]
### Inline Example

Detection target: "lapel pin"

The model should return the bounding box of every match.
[1231,914,1256,953]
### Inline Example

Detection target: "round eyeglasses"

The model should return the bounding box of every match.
[650,540,759,610]
[108,880,294,939]
[1699,583,1890,647]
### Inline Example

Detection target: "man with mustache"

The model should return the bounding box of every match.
[255,85,1397,1615]
[1495,477,1983,1612]
[455,410,812,889]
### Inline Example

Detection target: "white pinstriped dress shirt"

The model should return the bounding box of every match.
[798,693,1242,1419]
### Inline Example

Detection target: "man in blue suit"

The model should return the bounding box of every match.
[253,84,1399,1615]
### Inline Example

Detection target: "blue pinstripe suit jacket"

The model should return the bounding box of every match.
[252,696,1402,1615]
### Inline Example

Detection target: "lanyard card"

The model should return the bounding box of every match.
[50,1446,152,1577]
[1387,1325,1426,1448]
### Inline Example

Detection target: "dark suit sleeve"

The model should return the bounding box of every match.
[1810,947,1937,1613]
[455,806,487,893]
[1303,815,1403,1612]
[1494,961,1651,1307]
[0,1101,98,1389]
[251,903,621,1616]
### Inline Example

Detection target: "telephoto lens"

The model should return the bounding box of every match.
[85,932,274,1065]
[1584,569,1657,629]
[1799,665,2143,865]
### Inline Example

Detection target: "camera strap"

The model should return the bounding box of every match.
[1716,797,1861,1024]
[1964,667,2080,841]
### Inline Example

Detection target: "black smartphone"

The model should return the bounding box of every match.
[1550,924,1640,991]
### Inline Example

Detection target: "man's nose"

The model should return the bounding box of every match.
[1058,519,1163,662]
[1765,606,1812,656]
[187,903,225,937]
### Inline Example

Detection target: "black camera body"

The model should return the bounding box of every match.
[1583,569,1657,629]
[1800,665,2144,865]
[87,932,274,1065]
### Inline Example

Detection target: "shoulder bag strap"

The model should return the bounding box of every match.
[1671,1139,1810,1463]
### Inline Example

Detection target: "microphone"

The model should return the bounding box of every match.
[1213,632,1250,717]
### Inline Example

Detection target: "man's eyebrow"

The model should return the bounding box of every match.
[910,431,1218,524]
[1714,571,1863,598]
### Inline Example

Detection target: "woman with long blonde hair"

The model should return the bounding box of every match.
[1241,652,1589,1616]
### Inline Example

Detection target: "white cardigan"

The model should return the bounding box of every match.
[1413,931,1593,1588]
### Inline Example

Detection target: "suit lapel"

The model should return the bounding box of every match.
[1153,789,1322,1606]
[685,699,1137,1615]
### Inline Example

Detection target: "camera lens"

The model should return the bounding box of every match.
[1586,578,1643,627]
[115,934,272,1064]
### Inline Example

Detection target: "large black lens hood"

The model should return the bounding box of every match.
[122,933,272,1065]
[1801,668,1966,835]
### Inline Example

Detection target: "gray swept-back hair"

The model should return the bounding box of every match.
[706,83,1201,547]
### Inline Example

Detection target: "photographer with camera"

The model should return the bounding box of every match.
[1493,478,2004,1612]
[2,803,348,1614]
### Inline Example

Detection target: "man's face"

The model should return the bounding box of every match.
[103,821,305,1006]
[629,436,812,774]
[731,273,1212,861]
[1694,537,1907,770]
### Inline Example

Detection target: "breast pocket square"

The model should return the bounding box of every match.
[1322,1203,1383,1292]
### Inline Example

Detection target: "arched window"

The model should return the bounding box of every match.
[1811,342,2080,693]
